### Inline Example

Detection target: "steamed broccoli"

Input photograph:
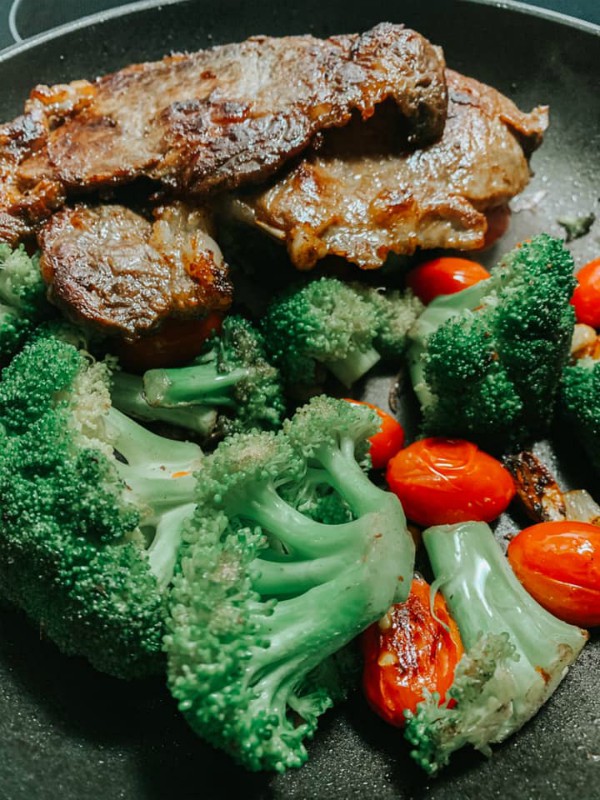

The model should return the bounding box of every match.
[165,396,415,772]
[561,354,600,471]
[261,278,420,389]
[404,521,588,774]
[112,315,285,439]
[408,235,576,448]
[0,244,55,363]
[0,334,202,678]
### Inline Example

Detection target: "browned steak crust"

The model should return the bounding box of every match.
[0,24,446,244]
[38,202,232,339]
[233,70,549,269]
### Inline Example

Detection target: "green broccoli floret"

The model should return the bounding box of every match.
[408,235,577,447]
[112,315,284,439]
[561,354,600,471]
[261,278,420,389]
[165,396,415,772]
[404,521,588,775]
[0,334,202,678]
[0,244,55,363]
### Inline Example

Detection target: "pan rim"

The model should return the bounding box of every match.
[0,0,598,67]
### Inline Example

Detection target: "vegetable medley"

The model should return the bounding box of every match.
[0,233,598,775]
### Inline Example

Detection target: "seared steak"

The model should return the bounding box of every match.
[232,70,548,269]
[38,202,232,339]
[1,24,447,244]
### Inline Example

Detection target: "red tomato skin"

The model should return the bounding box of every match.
[386,438,516,527]
[361,575,464,726]
[508,520,600,627]
[406,258,490,305]
[572,258,600,329]
[479,204,512,250]
[345,399,405,469]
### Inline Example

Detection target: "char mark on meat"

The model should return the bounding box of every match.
[0,24,446,244]
[38,202,232,339]
[231,70,549,269]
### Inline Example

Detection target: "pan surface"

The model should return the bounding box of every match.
[0,1,598,798]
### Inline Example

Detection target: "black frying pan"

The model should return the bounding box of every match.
[0,2,599,798]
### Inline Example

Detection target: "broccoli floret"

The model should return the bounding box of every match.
[0,334,202,678]
[561,354,600,472]
[0,244,55,363]
[261,278,419,389]
[404,521,588,775]
[408,235,577,448]
[166,396,415,772]
[112,315,284,439]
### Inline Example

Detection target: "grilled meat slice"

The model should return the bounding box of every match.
[38,202,231,339]
[232,70,548,269]
[1,24,447,245]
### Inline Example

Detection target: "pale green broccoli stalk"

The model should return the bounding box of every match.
[261,278,419,389]
[166,396,414,772]
[0,333,202,678]
[404,521,588,775]
[0,244,55,363]
[561,354,600,472]
[408,235,576,448]
[113,315,284,439]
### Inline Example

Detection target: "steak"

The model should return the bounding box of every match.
[1,24,447,244]
[38,202,232,339]
[232,70,549,269]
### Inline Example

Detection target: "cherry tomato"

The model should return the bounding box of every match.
[345,399,405,469]
[115,312,223,372]
[406,257,490,305]
[480,204,512,250]
[386,438,515,527]
[571,258,600,329]
[507,520,600,627]
[361,575,464,726]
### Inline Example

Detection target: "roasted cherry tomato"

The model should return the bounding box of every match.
[507,520,600,627]
[361,575,464,725]
[480,204,512,250]
[571,258,600,329]
[406,257,490,305]
[386,438,515,527]
[115,312,223,372]
[345,399,405,469]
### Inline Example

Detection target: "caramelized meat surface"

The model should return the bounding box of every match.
[234,70,548,269]
[1,24,446,244]
[38,202,231,339]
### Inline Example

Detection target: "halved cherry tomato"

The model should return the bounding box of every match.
[406,257,490,305]
[115,312,224,372]
[361,575,464,726]
[507,520,600,627]
[386,438,515,527]
[571,258,600,329]
[345,399,405,469]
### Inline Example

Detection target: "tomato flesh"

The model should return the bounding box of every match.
[386,437,515,527]
[345,399,405,469]
[508,520,600,627]
[571,257,600,329]
[361,575,464,726]
[406,257,490,305]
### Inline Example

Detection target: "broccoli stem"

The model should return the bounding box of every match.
[144,362,249,408]
[106,407,202,468]
[251,552,356,596]
[147,503,196,590]
[112,372,217,436]
[312,445,385,516]
[327,345,381,388]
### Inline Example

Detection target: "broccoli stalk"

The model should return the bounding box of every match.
[112,315,284,438]
[0,244,55,363]
[261,277,421,390]
[166,396,414,772]
[408,234,577,447]
[0,334,202,677]
[404,521,588,774]
[561,354,600,472]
